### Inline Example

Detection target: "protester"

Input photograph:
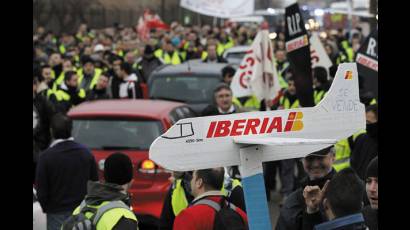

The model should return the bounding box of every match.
[302,168,367,230]
[85,73,110,101]
[35,114,99,230]
[62,152,139,230]
[173,168,248,230]
[159,170,245,230]
[201,83,244,116]
[276,147,336,230]
[362,157,378,230]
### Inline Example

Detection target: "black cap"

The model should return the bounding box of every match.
[144,45,154,55]
[81,55,94,66]
[307,146,333,157]
[365,156,378,179]
[104,152,133,185]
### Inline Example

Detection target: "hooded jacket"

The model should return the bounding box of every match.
[78,181,139,229]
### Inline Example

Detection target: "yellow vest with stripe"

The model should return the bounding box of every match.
[77,68,103,90]
[280,96,300,109]
[201,51,208,61]
[232,95,260,111]
[154,49,182,65]
[54,88,86,102]
[217,43,224,56]
[171,179,242,216]
[72,201,137,230]
[314,90,327,105]
[333,130,366,172]
[54,68,78,90]
[223,38,234,50]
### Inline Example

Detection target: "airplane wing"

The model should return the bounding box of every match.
[233,137,336,146]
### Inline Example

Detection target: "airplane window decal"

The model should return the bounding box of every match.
[162,122,194,139]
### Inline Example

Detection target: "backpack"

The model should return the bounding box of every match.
[61,200,130,230]
[194,198,248,230]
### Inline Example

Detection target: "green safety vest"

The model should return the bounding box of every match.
[59,44,66,54]
[217,43,225,56]
[54,88,86,102]
[223,38,234,50]
[314,90,327,105]
[72,200,137,230]
[201,51,208,61]
[154,49,182,65]
[333,130,366,172]
[370,98,377,105]
[77,68,103,90]
[232,95,260,111]
[280,96,300,109]
[171,179,242,216]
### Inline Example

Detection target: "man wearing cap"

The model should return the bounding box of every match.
[362,156,378,230]
[136,45,163,83]
[65,152,139,230]
[77,55,103,92]
[276,146,337,230]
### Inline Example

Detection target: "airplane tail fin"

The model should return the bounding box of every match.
[315,63,361,113]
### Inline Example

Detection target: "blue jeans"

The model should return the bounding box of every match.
[47,211,71,230]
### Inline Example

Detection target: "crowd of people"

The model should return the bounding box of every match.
[33,18,378,230]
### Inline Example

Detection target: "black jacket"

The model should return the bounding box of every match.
[362,206,378,230]
[35,140,98,213]
[159,179,194,230]
[33,93,56,160]
[81,181,139,229]
[137,56,163,83]
[86,86,110,101]
[275,169,336,230]
[201,104,242,116]
[350,134,378,180]
[49,86,85,113]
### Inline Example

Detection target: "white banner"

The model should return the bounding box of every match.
[310,33,333,74]
[180,0,254,18]
[231,30,281,101]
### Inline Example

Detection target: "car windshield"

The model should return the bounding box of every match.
[226,52,246,61]
[150,75,221,103]
[72,119,163,150]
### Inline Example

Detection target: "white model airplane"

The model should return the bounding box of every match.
[150,63,365,171]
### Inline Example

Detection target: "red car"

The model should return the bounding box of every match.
[68,99,196,227]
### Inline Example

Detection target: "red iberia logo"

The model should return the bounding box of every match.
[206,112,304,138]
[344,71,353,80]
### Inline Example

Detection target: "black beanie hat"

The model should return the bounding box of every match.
[104,152,133,185]
[365,156,378,179]
[144,45,154,55]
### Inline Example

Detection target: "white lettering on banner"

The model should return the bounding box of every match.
[366,38,378,58]
[286,35,309,52]
[356,53,378,72]
[287,13,302,36]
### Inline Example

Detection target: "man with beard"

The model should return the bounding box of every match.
[350,104,378,180]
[50,71,86,113]
[275,146,336,230]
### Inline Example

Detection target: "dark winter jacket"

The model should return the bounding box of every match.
[35,139,98,213]
[275,169,336,230]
